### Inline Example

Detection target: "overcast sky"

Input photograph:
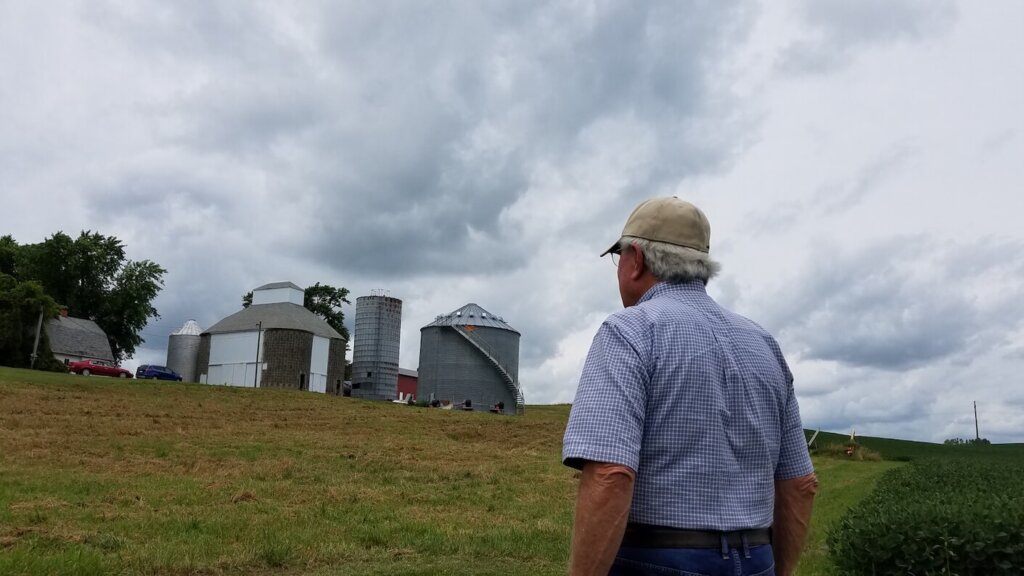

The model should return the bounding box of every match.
[2,1,1022,443]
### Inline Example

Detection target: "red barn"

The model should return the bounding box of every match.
[397,368,418,401]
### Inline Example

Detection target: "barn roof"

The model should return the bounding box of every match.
[204,302,344,340]
[254,281,303,291]
[44,316,115,362]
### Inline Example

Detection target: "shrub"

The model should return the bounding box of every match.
[828,459,1024,575]
[815,442,882,462]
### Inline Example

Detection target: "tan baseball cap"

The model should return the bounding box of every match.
[601,196,711,256]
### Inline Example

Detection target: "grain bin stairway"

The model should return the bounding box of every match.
[449,325,525,415]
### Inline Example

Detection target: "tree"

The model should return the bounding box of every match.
[0,274,63,370]
[0,235,19,277]
[18,231,125,316]
[7,231,166,363]
[944,437,991,446]
[97,260,167,362]
[241,282,350,341]
[303,282,350,341]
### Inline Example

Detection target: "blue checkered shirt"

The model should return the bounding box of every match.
[563,281,813,531]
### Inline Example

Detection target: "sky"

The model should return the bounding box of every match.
[2,0,1022,443]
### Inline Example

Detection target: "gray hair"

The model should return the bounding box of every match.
[619,236,721,285]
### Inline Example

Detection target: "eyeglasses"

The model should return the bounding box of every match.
[610,246,622,267]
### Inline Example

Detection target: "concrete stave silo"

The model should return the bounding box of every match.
[418,303,523,414]
[167,320,202,382]
[351,292,402,400]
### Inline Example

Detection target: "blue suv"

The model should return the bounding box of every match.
[135,365,183,381]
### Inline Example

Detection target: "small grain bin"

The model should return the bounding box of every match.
[167,319,202,382]
[418,303,523,414]
[351,292,402,400]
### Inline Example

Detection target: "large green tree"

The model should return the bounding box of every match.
[8,231,166,363]
[0,235,19,277]
[242,282,351,341]
[0,274,63,370]
[303,282,351,341]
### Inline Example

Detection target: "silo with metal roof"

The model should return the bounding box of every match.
[351,292,402,401]
[167,319,202,382]
[418,303,523,414]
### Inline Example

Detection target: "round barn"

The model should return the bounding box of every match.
[195,282,347,393]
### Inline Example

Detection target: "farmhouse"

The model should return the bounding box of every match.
[44,310,115,366]
[195,282,347,393]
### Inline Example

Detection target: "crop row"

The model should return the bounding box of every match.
[828,458,1024,575]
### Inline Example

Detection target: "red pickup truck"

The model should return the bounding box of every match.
[68,359,133,378]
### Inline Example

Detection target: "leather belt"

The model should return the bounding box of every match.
[621,524,772,549]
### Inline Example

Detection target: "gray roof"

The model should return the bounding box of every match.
[255,281,303,291]
[424,303,519,334]
[44,316,115,361]
[398,367,418,377]
[204,302,344,340]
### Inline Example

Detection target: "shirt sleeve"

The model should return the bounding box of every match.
[775,377,814,480]
[562,319,648,472]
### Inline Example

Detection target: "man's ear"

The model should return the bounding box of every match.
[629,246,646,280]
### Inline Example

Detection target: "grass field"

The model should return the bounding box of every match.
[2,367,904,575]
[807,429,1023,461]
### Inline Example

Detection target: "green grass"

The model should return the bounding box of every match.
[806,430,1024,462]
[0,367,573,575]
[796,458,903,575]
[0,366,946,575]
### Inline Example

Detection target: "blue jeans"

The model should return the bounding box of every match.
[609,543,774,576]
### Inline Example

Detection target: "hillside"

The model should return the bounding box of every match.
[1,367,574,576]
[0,367,917,575]
[805,429,1024,462]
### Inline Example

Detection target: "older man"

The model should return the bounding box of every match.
[563,197,817,576]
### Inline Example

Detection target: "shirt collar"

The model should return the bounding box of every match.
[637,280,707,305]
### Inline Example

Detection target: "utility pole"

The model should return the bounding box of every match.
[29,306,44,369]
[254,321,262,388]
[974,400,980,442]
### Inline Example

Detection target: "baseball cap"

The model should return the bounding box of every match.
[600,196,711,256]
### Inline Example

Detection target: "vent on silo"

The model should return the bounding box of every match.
[167,319,203,382]
[351,295,403,401]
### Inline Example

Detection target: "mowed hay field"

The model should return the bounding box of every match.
[2,367,890,576]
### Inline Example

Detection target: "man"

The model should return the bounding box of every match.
[563,197,817,576]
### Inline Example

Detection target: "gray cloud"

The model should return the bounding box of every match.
[811,143,916,214]
[980,128,1018,156]
[3,1,1024,443]
[74,1,757,279]
[742,143,916,235]
[777,0,957,74]
[768,236,1024,371]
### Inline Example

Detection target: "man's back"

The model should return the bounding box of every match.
[606,281,807,529]
[564,281,811,530]
[563,197,816,575]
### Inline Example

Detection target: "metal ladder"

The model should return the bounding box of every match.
[446,324,525,414]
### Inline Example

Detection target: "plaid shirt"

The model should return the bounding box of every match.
[563,281,813,530]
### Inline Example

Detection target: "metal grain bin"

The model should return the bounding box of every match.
[351,293,402,400]
[418,303,523,414]
[167,320,202,382]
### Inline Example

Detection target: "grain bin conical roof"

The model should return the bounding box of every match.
[424,303,518,334]
[172,320,203,336]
